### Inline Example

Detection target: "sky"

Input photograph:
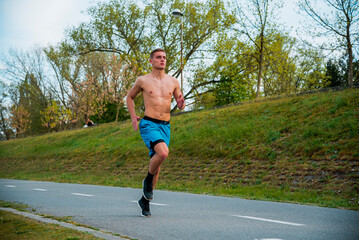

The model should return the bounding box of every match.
[0,0,93,57]
[0,0,304,55]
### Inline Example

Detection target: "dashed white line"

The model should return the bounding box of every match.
[254,238,284,240]
[131,200,168,206]
[150,202,168,206]
[232,215,305,226]
[71,193,94,197]
[5,185,16,188]
[33,188,47,191]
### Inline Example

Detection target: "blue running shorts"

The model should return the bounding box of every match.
[139,116,171,158]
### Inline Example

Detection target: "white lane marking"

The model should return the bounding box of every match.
[71,193,94,197]
[232,215,305,226]
[150,202,168,206]
[131,200,168,206]
[255,239,283,240]
[33,188,47,191]
[5,185,16,188]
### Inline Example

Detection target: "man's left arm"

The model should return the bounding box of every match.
[173,80,185,110]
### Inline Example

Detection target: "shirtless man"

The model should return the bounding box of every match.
[126,48,185,217]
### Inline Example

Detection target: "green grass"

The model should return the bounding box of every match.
[1,88,358,210]
[0,210,103,240]
[0,200,135,240]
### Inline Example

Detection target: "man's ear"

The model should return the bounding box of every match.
[149,58,153,65]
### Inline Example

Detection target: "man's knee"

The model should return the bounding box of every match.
[157,148,168,160]
[154,143,169,160]
[159,149,169,160]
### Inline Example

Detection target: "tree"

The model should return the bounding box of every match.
[44,45,82,111]
[299,0,359,86]
[0,107,12,140]
[212,73,250,106]
[0,81,13,140]
[203,29,301,107]
[9,105,31,138]
[352,59,359,83]
[1,48,50,135]
[40,100,76,132]
[101,54,136,122]
[258,34,296,96]
[234,0,284,97]
[65,52,136,124]
[45,45,136,125]
[294,47,329,91]
[20,73,48,134]
[64,0,235,106]
[326,59,345,87]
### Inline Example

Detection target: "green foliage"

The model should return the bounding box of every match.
[40,100,77,132]
[65,0,237,113]
[298,0,358,86]
[326,59,345,87]
[212,75,248,106]
[1,0,355,139]
[326,57,359,87]
[16,73,48,135]
[196,31,325,107]
[261,33,298,96]
[293,47,329,91]
[90,103,129,124]
[67,0,235,75]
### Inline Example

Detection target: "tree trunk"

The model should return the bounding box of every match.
[256,32,264,98]
[346,24,353,86]
[116,101,120,122]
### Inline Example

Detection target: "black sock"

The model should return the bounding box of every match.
[145,171,154,184]
[141,195,149,203]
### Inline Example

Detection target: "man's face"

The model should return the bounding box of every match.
[150,51,167,70]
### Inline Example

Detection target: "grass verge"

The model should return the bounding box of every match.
[0,201,135,240]
[1,88,358,210]
[0,210,103,240]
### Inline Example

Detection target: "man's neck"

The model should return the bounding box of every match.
[151,68,165,80]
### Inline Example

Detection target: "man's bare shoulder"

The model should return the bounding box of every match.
[165,74,181,90]
[135,74,151,86]
[165,74,178,82]
[140,73,153,80]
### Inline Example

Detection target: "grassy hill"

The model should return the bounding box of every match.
[1,88,358,210]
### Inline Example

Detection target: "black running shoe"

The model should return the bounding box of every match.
[138,198,151,217]
[143,179,153,200]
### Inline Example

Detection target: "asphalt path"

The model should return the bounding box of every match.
[1,179,358,240]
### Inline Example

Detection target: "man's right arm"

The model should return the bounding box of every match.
[126,78,142,131]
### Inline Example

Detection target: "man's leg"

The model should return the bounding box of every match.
[149,142,168,187]
[152,166,160,189]
[143,142,168,200]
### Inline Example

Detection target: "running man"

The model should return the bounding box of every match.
[126,48,185,217]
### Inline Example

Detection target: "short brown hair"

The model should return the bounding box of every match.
[150,48,166,59]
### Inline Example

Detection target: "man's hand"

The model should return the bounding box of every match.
[131,116,141,131]
[176,94,185,110]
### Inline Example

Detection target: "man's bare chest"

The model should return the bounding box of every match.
[143,80,174,99]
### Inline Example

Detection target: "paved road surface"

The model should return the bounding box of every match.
[1,179,358,240]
